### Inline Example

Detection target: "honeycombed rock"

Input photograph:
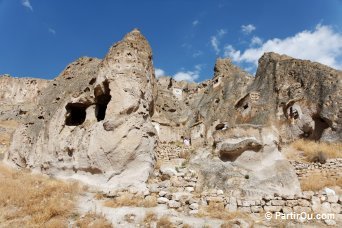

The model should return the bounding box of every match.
[6,29,157,193]
[2,29,341,195]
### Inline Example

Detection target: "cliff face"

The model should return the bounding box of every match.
[6,29,157,193]
[240,52,342,142]
[0,74,49,104]
[2,30,341,195]
[0,75,49,159]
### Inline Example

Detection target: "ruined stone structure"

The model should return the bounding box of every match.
[1,29,341,196]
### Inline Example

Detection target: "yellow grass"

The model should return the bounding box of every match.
[197,202,250,221]
[156,216,173,228]
[104,192,157,208]
[141,211,158,227]
[300,173,342,191]
[75,212,112,228]
[289,139,342,162]
[0,163,80,227]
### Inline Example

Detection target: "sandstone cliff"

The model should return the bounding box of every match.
[2,29,341,196]
[6,29,157,193]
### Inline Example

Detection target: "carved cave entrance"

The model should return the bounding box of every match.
[95,80,112,122]
[65,103,87,126]
[64,81,112,126]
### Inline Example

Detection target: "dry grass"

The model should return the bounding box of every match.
[0,163,80,227]
[300,173,342,191]
[124,213,136,223]
[75,212,112,228]
[104,192,157,208]
[198,202,250,221]
[141,211,158,227]
[288,139,342,162]
[156,216,173,228]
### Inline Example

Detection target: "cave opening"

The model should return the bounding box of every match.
[95,81,112,121]
[95,93,111,121]
[311,116,330,140]
[65,103,87,126]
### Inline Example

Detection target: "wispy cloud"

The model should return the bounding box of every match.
[241,24,256,34]
[211,37,219,54]
[155,68,165,78]
[210,29,227,55]
[224,24,342,70]
[192,50,203,58]
[22,0,33,11]
[192,20,199,26]
[173,64,203,82]
[48,28,56,35]
[250,36,262,46]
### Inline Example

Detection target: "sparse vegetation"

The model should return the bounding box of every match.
[124,213,136,223]
[104,192,157,208]
[288,139,342,162]
[0,164,80,227]
[75,212,112,228]
[300,173,342,191]
[156,216,173,228]
[197,202,250,221]
[142,211,158,227]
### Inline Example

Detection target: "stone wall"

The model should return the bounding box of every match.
[110,165,341,221]
[290,159,342,181]
[156,142,194,160]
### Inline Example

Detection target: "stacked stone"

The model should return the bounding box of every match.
[155,142,191,160]
[150,177,342,216]
[148,167,200,213]
[290,159,342,180]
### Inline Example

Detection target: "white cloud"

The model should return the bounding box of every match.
[192,20,199,26]
[250,36,262,46]
[211,36,220,54]
[155,68,165,78]
[217,29,227,37]
[224,25,342,70]
[241,24,256,34]
[173,64,203,82]
[173,71,199,82]
[192,50,203,58]
[48,28,56,35]
[22,0,33,11]
[194,64,203,71]
[210,29,227,55]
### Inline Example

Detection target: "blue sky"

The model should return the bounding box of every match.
[0,0,341,81]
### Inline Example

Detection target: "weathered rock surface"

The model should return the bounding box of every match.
[0,74,49,104]
[0,75,49,159]
[237,52,342,142]
[2,30,341,196]
[191,125,301,197]
[6,29,157,192]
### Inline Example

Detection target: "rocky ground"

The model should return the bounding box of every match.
[69,143,341,227]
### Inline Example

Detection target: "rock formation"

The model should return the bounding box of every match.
[239,52,342,142]
[0,75,49,158]
[5,29,157,192]
[2,29,341,196]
